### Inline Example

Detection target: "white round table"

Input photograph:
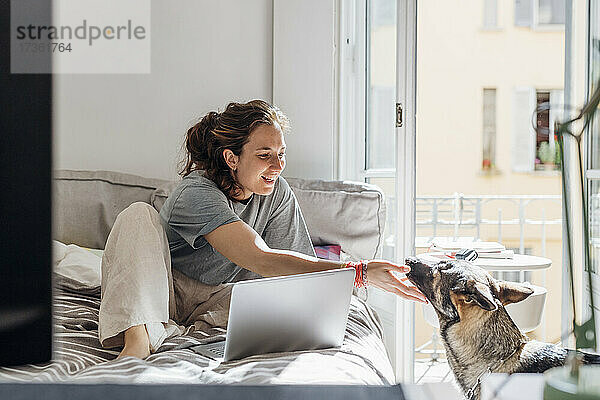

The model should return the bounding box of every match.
[417,252,552,271]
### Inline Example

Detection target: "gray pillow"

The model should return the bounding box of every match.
[53,170,168,249]
[53,170,386,261]
[285,178,386,260]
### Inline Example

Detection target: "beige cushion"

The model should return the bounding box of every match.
[54,170,386,260]
[285,178,386,260]
[53,170,168,249]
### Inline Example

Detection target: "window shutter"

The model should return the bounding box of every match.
[483,0,498,28]
[549,90,564,130]
[538,0,566,24]
[512,87,536,172]
[549,89,564,154]
[482,89,497,166]
[515,0,533,26]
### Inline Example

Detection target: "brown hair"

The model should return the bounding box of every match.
[179,99,291,200]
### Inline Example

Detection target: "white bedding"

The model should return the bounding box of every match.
[53,240,102,287]
[1,242,395,385]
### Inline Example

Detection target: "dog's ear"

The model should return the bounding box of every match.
[453,281,498,311]
[494,281,534,305]
[469,281,498,311]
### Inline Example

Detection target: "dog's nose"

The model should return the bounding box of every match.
[404,257,431,277]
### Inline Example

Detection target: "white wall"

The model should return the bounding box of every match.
[53,0,274,181]
[53,0,338,182]
[273,0,337,180]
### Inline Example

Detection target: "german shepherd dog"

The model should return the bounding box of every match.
[405,257,599,400]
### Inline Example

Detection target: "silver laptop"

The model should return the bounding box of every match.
[190,268,355,362]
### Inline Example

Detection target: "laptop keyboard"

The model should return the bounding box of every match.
[205,342,225,357]
[191,340,225,358]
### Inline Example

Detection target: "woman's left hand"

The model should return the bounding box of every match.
[366,260,428,303]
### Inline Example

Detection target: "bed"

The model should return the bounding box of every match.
[0,170,394,385]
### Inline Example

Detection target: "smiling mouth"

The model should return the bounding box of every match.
[261,175,277,184]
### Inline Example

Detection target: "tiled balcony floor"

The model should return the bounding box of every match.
[414,358,455,384]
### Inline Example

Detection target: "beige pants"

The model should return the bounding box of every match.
[98,202,232,352]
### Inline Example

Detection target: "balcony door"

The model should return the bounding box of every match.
[585,0,600,344]
[338,0,417,382]
[341,0,570,384]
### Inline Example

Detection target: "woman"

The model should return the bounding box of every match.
[98,100,427,360]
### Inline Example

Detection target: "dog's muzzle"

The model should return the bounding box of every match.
[404,257,431,282]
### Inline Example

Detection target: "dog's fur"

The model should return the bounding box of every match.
[405,257,599,400]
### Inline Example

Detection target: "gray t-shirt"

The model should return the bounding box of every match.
[159,171,315,285]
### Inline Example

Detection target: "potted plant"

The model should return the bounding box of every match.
[482,158,491,170]
[537,141,555,170]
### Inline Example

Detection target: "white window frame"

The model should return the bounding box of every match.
[584,0,600,342]
[337,0,417,383]
[561,0,588,347]
[337,0,366,182]
[482,0,500,30]
[394,0,417,383]
[533,0,566,31]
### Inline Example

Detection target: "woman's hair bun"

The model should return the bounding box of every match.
[202,111,220,131]
[184,111,220,168]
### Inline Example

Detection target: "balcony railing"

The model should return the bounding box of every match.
[414,193,562,256]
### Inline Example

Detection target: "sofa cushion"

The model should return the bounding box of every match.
[284,178,386,260]
[53,170,168,249]
[54,170,386,261]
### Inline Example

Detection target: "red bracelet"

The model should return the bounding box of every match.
[342,261,368,288]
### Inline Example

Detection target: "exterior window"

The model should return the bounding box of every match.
[535,91,551,170]
[514,0,565,27]
[538,0,565,25]
[512,87,562,172]
[482,88,497,170]
[515,0,533,26]
[535,90,562,170]
[483,0,498,29]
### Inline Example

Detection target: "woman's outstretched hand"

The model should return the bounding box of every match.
[366,260,428,303]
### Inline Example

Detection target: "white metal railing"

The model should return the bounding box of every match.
[415,193,562,256]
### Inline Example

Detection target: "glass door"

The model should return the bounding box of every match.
[342,0,571,384]
[338,0,416,381]
[363,0,417,382]
[413,0,565,384]
[585,0,600,339]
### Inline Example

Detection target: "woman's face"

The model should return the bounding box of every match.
[226,124,286,200]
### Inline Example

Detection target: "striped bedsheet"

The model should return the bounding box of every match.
[0,273,395,385]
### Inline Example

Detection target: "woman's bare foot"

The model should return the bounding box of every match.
[117,324,151,360]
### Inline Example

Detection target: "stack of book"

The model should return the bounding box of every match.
[429,239,514,259]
